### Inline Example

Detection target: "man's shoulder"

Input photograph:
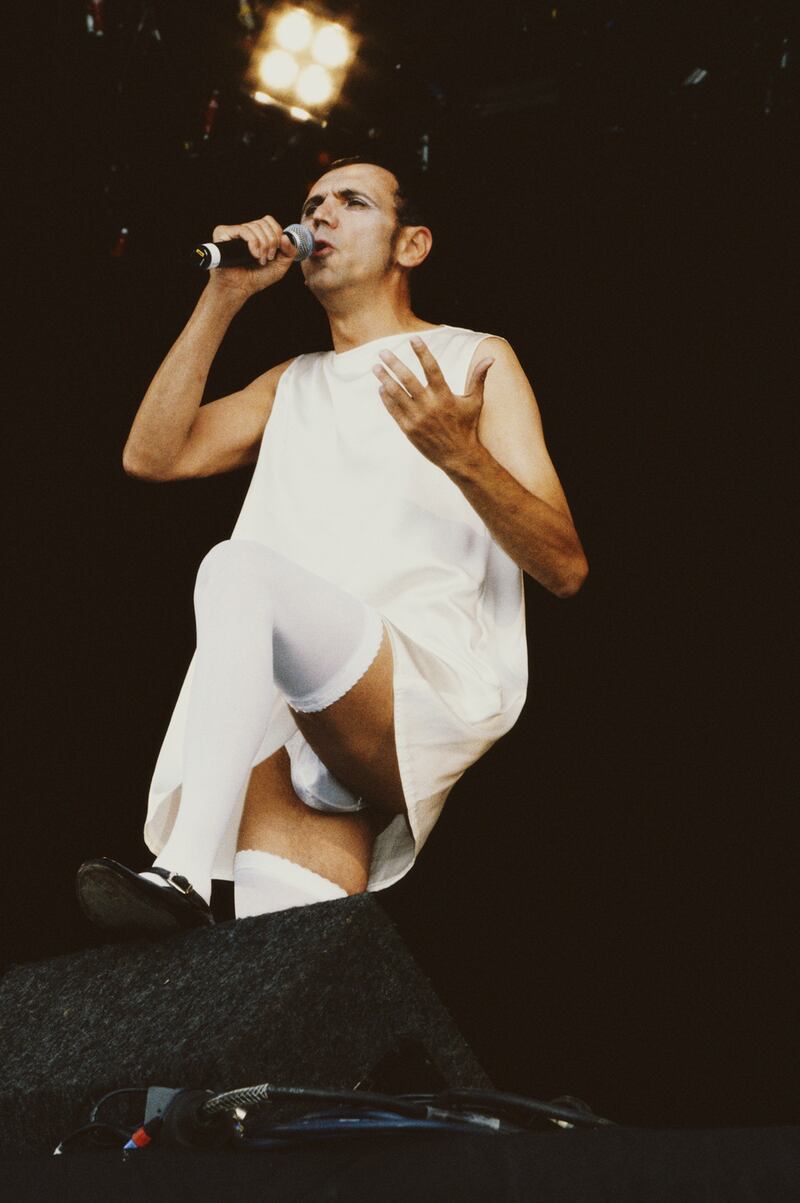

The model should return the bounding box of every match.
[280,347,331,371]
[429,325,512,366]
[252,356,298,397]
[432,323,507,346]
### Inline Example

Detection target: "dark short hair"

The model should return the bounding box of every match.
[325,155,432,229]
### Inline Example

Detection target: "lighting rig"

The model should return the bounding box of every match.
[248,6,357,126]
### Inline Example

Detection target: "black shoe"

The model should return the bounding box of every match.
[76,857,215,936]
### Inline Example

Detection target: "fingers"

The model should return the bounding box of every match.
[409,336,446,387]
[466,356,495,394]
[210,215,288,265]
[372,363,410,407]
[376,349,423,398]
[279,232,298,260]
[377,340,449,396]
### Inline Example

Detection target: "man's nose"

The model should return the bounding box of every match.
[312,196,339,227]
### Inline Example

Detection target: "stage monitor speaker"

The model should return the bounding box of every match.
[0,895,490,1155]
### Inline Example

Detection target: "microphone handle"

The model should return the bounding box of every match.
[191,224,311,269]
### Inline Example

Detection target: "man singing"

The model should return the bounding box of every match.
[76,156,588,934]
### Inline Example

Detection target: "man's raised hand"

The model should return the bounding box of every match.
[206,215,298,299]
[372,337,495,473]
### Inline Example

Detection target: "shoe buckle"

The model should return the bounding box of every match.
[166,872,194,896]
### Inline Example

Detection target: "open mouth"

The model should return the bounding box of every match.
[312,240,333,257]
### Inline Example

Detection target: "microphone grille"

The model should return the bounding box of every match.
[284,223,315,262]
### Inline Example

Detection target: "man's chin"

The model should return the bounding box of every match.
[304,269,339,297]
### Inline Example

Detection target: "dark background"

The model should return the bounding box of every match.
[6,1,795,1127]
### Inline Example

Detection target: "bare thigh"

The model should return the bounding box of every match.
[289,621,407,817]
[237,745,384,894]
[237,622,405,894]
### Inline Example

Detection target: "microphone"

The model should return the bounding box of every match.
[191,223,314,269]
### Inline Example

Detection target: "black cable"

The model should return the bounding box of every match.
[53,1122,132,1156]
[56,1087,149,1154]
[203,1083,613,1130]
[433,1088,615,1128]
[58,1082,613,1155]
[89,1087,149,1125]
[202,1083,431,1119]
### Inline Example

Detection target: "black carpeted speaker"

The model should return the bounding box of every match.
[0,895,490,1155]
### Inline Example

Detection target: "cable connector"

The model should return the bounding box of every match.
[123,1124,155,1151]
[159,1089,241,1150]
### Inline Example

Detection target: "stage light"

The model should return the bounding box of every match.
[274,8,313,52]
[295,64,333,106]
[311,23,351,69]
[248,6,358,124]
[258,48,299,91]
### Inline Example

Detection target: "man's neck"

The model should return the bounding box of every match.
[324,295,433,354]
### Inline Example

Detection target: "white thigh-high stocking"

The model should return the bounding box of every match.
[145,540,384,904]
[233,849,346,917]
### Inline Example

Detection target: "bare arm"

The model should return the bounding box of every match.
[447,338,589,597]
[122,213,298,481]
[123,286,245,479]
[374,335,589,598]
[447,443,588,597]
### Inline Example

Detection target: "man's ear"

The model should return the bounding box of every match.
[395,225,433,270]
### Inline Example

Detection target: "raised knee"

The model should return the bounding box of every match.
[196,538,279,588]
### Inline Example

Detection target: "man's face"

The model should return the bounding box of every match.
[298,163,402,297]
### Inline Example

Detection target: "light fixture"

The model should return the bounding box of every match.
[274,9,313,52]
[258,48,299,91]
[311,23,351,69]
[296,64,334,106]
[248,6,358,124]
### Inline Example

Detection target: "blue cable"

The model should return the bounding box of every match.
[241,1107,515,1147]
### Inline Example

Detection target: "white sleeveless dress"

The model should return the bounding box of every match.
[144,324,529,891]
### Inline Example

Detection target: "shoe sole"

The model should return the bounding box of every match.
[76,861,212,936]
